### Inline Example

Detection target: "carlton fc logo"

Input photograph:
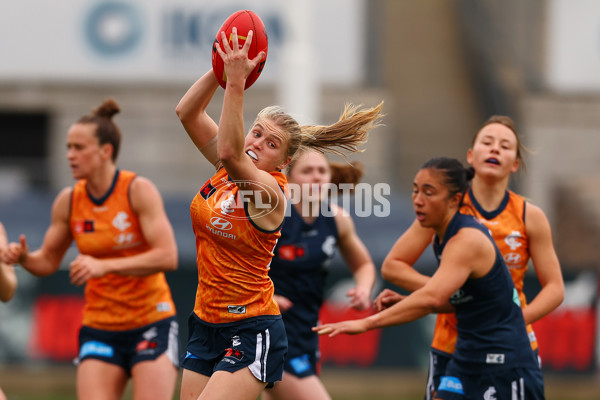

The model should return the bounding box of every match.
[210,217,232,231]
[504,230,523,251]
[112,211,131,231]
[220,195,236,214]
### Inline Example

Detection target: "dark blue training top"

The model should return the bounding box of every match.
[433,212,539,372]
[269,204,339,356]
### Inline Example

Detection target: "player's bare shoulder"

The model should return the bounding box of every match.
[53,186,74,218]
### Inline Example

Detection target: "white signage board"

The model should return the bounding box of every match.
[0,0,365,85]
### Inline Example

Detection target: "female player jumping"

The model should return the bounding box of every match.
[176,28,383,400]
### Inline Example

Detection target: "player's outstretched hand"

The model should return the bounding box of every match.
[215,28,265,84]
[312,318,369,337]
[347,286,372,311]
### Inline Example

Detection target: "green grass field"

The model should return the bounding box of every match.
[1,365,599,400]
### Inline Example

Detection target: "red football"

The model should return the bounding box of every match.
[212,10,268,90]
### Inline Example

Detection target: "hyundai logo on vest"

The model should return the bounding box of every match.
[210,217,232,231]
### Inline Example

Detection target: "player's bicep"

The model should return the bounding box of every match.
[526,205,562,286]
[130,178,176,250]
[425,233,484,302]
[40,189,74,266]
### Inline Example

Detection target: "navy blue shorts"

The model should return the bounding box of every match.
[181,313,288,386]
[281,315,320,378]
[426,348,542,400]
[425,348,451,400]
[76,317,179,375]
[436,363,545,400]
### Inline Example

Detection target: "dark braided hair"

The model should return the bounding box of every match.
[420,157,475,202]
[77,98,122,162]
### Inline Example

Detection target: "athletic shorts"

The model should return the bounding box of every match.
[436,363,545,400]
[425,348,542,399]
[282,311,320,378]
[76,316,179,375]
[181,313,287,386]
[425,348,451,400]
[281,311,320,378]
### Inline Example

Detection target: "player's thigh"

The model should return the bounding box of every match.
[199,368,266,400]
[180,368,211,400]
[131,352,178,400]
[77,358,128,400]
[263,373,330,400]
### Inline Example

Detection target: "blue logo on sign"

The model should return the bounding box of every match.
[85,1,142,56]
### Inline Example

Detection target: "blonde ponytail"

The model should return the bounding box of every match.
[299,102,384,157]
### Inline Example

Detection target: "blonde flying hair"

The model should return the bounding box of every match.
[255,101,384,165]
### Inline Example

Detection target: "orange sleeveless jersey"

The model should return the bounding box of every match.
[70,170,176,331]
[190,167,287,324]
[431,189,538,354]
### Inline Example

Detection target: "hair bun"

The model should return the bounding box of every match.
[330,160,365,188]
[94,98,121,119]
[465,166,476,181]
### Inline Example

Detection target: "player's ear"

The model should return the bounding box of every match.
[277,156,292,171]
[466,148,474,165]
[450,191,463,209]
[99,143,114,161]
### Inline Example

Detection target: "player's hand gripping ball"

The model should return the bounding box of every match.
[212,10,268,90]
